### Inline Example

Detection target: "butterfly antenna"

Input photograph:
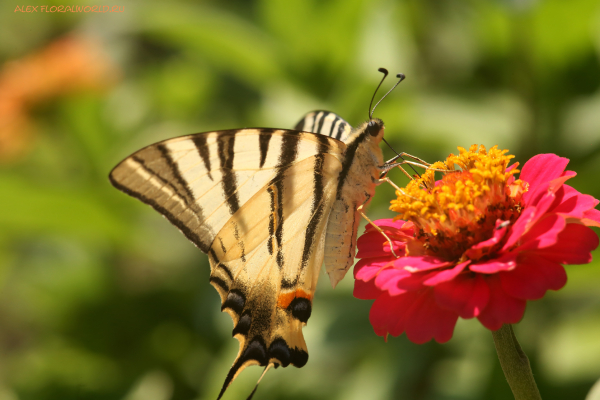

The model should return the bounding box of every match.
[370,73,405,118]
[246,364,274,400]
[369,68,389,120]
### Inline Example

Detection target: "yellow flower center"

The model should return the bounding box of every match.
[391,145,527,261]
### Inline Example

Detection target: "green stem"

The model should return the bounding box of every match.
[491,324,542,400]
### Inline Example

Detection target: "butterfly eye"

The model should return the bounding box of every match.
[367,120,382,137]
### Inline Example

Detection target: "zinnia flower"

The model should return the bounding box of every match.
[354,145,600,344]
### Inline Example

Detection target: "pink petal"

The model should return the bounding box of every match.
[423,261,470,285]
[376,268,424,295]
[500,253,567,300]
[582,208,600,227]
[356,230,406,258]
[369,291,418,337]
[353,278,382,300]
[525,172,576,216]
[520,154,569,204]
[464,220,509,260]
[477,276,526,330]
[375,268,416,296]
[434,274,490,318]
[354,257,394,281]
[531,223,599,264]
[517,214,566,252]
[403,291,459,344]
[470,253,517,273]
[368,219,409,231]
[502,207,537,251]
[550,185,600,221]
[394,256,453,272]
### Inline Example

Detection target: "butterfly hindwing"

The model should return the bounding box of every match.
[209,153,343,397]
[109,128,348,396]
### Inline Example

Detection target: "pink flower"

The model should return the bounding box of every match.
[354,147,600,344]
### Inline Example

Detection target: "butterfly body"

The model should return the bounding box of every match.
[109,111,386,397]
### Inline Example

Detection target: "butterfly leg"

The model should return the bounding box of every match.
[357,199,400,259]
[379,153,430,180]
[384,152,431,167]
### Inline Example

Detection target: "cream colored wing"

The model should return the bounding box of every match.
[209,154,341,398]
[294,110,353,142]
[109,128,345,397]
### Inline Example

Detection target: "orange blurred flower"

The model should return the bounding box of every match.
[0,35,119,162]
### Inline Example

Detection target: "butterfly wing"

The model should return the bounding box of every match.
[109,128,346,396]
[294,110,353,142]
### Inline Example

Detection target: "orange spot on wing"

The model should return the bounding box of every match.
[277,289,312,309]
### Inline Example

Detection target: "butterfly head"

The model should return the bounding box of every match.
[365,117,385,143]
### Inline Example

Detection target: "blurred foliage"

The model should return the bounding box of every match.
[1,0,600,399]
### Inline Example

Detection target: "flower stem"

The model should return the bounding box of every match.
[491,324,542,400]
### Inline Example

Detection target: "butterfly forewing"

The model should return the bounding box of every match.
[109,128,350,397]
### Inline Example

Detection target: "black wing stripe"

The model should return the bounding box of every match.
[218,131,241,216]
[259,129,274,168]
[328,115,340,137]
[335,120,346,140]
[271,132,300,270]
[300,134,329,270]
[335,129,369,199]
[267,185,276,255]
[111,154,211,253]
[314,112,325,134]
[157,144,197,203]
[191,134,214,181]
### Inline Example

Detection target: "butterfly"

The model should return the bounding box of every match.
[109,69,406,399]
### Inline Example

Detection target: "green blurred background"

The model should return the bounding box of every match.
[2,0,600,399]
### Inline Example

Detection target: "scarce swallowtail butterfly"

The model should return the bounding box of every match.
[109,69,406,399]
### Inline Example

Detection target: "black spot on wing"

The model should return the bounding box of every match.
[267,338,308,368]
[232,313,252,337]
[268,338,291,367]
[209,276,229,292]
[215,262,234,281]
[288,297,312,323]
[222,289,245,314]
[191,134,213,181]
[280,277,299,290]
[291,347,308,367]
[217,337,269,400]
